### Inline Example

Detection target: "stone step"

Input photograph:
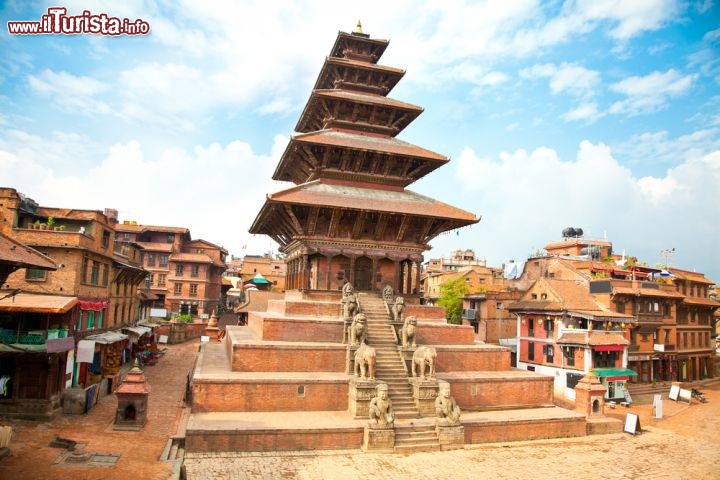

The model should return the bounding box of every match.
[394,442,441,453]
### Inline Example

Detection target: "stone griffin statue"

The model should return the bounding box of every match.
[349,313,368,346]
[411,345,437,379]
[341,293,359,323]
[435,382,461,426]
[382,284,394,303]
[392,296,405,323]
[354,342,376,380]
[401,315,417,348]
[369,383,395,426]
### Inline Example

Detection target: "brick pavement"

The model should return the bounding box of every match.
[0,338,201,480]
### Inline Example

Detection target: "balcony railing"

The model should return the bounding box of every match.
[0,328,69,344]
[653,343,675,352]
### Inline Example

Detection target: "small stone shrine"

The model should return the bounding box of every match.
[114,359,151,431]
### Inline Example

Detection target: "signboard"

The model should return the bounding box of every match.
[200,335,210,343]
[150,308,167,318]
[158,335,169,344]
[678,388,692,404]
[653,394,663,419]
[624,413,641,435]
[669,385,680,401]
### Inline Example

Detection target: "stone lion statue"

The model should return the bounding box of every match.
[392,296,405,323]
[401,315,417,348]
[349,313,368,346]
[411,345,437,379]
[354,342,376,380]
[369,383,394,426]
[435,382,461,426]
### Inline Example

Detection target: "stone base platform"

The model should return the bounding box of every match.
[184,407,588,453]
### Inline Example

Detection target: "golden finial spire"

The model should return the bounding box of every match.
[356,20,363,34]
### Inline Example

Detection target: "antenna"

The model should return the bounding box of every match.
[660,248,676,268]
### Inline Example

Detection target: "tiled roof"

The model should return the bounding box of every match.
[313,89,422,111]
[264,180,478,222]
[136,242,173,252]
[0,232,57,270]
[670,268,716,285]
[115,224,189,234]
[682,297,720,307]
[612,287,685,298]
[290,130,447,161]
[171,253,212,263]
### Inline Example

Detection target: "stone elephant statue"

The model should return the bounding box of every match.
[354,343,376,380]
[411,345,437,379]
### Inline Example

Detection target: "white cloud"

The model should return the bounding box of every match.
[563,102,602,122]
[520,62,600,97]
[0,135,288,256]
[26,70,113,115]
[609,69,696,115]
[449,139,720,279]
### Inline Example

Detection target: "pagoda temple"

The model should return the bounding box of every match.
[250,24,479,294]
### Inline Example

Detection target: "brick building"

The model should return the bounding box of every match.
[114,223,228,317]
[0,188,147,417]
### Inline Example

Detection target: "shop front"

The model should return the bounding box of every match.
[592,367,637,403]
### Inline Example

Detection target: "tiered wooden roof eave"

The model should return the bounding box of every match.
[249,180,480,250]
[312,56,405,95]
[329,31,389,63]
[271,129,448,186]
[294,89,423,136]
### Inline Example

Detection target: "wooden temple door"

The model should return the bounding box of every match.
[354,257,372,291]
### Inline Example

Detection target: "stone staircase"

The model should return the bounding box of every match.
[359,294,418,419]
[394,423,441,453]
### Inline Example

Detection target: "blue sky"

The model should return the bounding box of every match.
[1,1,719,282]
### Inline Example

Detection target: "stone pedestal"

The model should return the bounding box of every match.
[349,378,377,418]
[409,378,439,415]
[363,424,395,452]
[169,321,187,344]
[436,424,465,450]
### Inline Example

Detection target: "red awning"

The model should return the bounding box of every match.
[594,345,625,352]
[78,300,108,311]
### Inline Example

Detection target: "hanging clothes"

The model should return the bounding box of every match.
[77,340,96,363]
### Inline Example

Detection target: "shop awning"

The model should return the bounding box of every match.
[592,367,637,377]
[122,326,152,344]
[84,331,128,344]
[0,292,77,314]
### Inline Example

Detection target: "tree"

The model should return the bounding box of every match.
[437,277,469,325]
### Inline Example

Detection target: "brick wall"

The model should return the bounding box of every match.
[192,380,349,412]
[249,315,344,342]
[231,344,346,372]
[417,322,476,345]
[465,417,586,444]
[435,347,512,371]
[185,427,364,453]
[442,375,554,410]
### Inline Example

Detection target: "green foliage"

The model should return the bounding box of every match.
[173,313,194,323]
[437,277,469,325]
[47,216,55,227]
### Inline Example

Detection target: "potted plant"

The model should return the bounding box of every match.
[46,216,56,229]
